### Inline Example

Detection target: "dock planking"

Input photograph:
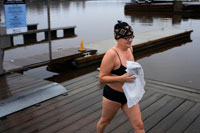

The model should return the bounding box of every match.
[0,72,67,118]
[3,47,97,73]
[2,29,192,73]
[74,28,192,66]
[0,71,200,133]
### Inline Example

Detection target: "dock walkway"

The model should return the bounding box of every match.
[0,72,67,118]
[2,28,192,72]
[1,71,200,133]
[74,28,192,66]
[3,47,97,73]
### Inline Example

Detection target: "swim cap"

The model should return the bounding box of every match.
[114,21,134,40]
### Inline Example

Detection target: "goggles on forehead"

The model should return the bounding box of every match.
[114,26,134,40]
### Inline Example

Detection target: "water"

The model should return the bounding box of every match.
[1,0,200,89]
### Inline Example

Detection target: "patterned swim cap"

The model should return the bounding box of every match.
[114,21,134,40]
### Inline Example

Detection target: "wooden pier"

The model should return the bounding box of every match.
[0,72,67,118]
[74,29,192,67]
[125,2,200,13]
[2,28,192,73]
[1,71,200,133]
[3,47,97,73]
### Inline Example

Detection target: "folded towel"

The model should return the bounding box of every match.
[122,61,145,108]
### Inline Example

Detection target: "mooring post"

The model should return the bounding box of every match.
[173,0,183,12]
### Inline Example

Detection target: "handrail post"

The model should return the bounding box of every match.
[0,49,3,75]
[47,0,52,61]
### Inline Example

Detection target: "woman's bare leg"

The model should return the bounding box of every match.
[97,97,121,133]
[122,104,145,133]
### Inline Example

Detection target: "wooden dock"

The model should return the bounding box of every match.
[74,29,192,67]
[3,47,97,73]
[0,72,67,118]
[125,2,200,13]
[1,71,200,133]
[2,28,192,73]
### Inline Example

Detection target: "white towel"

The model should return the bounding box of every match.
[122,61,145,108]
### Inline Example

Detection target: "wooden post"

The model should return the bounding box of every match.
[173,0,182,12]
[0,49,3,75]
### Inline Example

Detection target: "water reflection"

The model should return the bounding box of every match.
[125,11,200,25]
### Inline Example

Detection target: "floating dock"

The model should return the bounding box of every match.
[3,47,97,73]
[74,28,192,67]
[1,71,200,132]
[2,28,192,72]
[125,2,200,13]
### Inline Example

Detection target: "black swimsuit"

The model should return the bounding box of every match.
[103,49,128,105]
[111,48,133,75]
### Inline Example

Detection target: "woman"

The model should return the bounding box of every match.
[97,21,145,133]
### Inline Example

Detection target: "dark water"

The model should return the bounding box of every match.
[1,0,200,89]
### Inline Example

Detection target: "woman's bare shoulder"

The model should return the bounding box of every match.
[105,48,116,57]
[101,48,117,63]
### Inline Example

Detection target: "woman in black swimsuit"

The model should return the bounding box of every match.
[97,21,145,133]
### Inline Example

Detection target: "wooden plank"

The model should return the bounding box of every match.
[109,91,156,133]
[142,95,174,121]
[61,71,98,86]
[52,107,102,133]
[76,89,156,133]
[1,70,200,132]
[143,97,185,132]
[0,81,100,132]
[0,87,101,131]
[2,73,23,80]
[146,79,200,94]
[5,77,43,90]
[0,82,66,118]
[110,93,170,133]
[184,112,200,133]
[167,103,200,133]
[86,91,163,133]
[30,53,50,62]
[0,74,50,99]
[11,81,52,95]
[3,48,96,73]
[66,76,98,91]
[7,90,102,133]
[148,100,195,133]
[146,84,200,103]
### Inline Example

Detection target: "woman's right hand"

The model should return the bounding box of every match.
[121,73,135,82]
